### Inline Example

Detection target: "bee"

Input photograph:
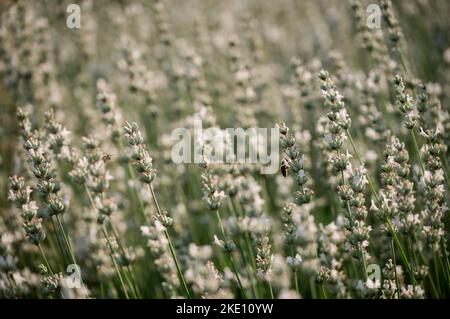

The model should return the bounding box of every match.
[281,158,290,177]
[102,154,112,163]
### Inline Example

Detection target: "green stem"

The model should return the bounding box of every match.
[440,238,450,288]
[310,277,317,299]
[232,198,258,273]
[268,281,275,299]
[149,183,162,216]
[215,209,226,237]
[359,243,368,282]
[290,246,300,297]
[346,129,380,203]
[164,229,191,299]
[149,183,191,299]
[108,219,141,298]
[38,244,53,274]
[227,199,258,297]
[387,221,415,285]
[229,254,248,298]
[84,186,130,298]
[50,218,69,266]
[321,284,327,299]
[410,129,425,175]
[293,270,300,297]
[55,215,77,266]
[406,236,417,293]
[127,164,147,223]
[441,155,450,189]
[121,267,139,299]
[432,246,442,296]
[102,225,130,299]
[215,209,247,298]
[414,236,440,298]
[390,238,401,299]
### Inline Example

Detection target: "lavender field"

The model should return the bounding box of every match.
[0,0,450,299]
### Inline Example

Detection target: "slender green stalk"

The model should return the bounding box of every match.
[84,186,130,298]
[215,209,247,298]
[164,229,191,299]
[390,238,401,299]
[55,215,77,266]
[232,198,258,273]
[53,215,89,296]
[108,218,142,298]
[410,130,425,175]
[268,281,275,299]
[413,235,440,297]
[406,236,417,293]
[359,243,368,281]
[38,243,66,299]
[38,244,53,275]
[291,247,300,297]
[227,198,259,297]
[346,129,380,203]
[50,218,69,265]
[229,253,248,299]
[101,225,130,299]
[126,164,147,223]
[310,277,317,299]
[122,268,139,299]
[441,155,450,189]
[432,246,442,296]
[387,221,415,285]
[108,244,139,298]
[149,183,191,298]
[440,239,450,287]
[320,284,327,299]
